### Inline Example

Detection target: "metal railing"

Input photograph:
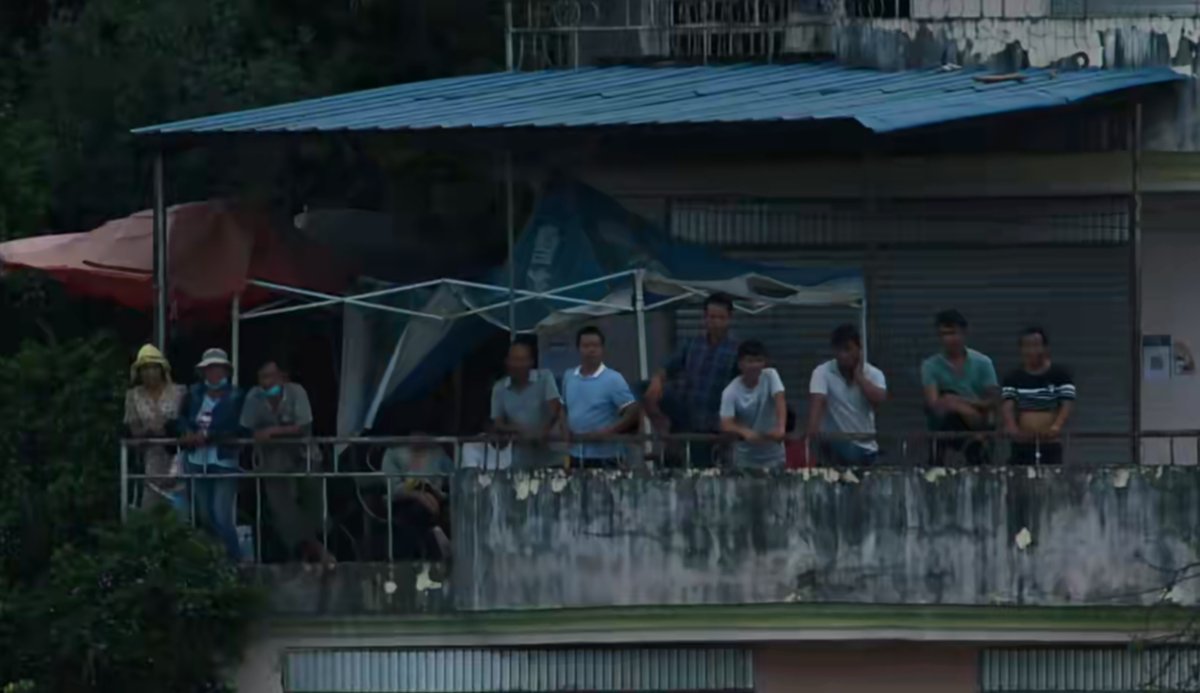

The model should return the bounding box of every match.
[118,431,1200,565]
[505,0,835,69]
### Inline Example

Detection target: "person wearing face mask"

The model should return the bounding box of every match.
[124,344,186,511]
[178,348,246,561]
[240,358,334,567]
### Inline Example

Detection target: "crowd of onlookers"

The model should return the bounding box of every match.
[123,293,1076,564]
[493,295,1075,470]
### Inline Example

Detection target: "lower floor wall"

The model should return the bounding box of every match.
[237,634,1200,693]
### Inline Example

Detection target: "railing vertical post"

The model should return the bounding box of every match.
[255,476,263,564]
[120,443,130,521]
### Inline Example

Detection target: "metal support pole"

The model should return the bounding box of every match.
[859,295,869,364]
[1130,102,1143,465]
[231,293,241,386]
[506,152,517,340]
[120,444,129,521]
[634,270,650,382]
[505,1,514,71]
[152,151,168,350]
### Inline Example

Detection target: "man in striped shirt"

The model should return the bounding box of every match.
[1001,327,1076,465]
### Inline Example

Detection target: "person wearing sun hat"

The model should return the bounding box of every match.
[178,347,246,561]
[124,344,186,512]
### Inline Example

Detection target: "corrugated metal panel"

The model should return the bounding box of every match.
[671,197,1129,246]
[672,198,1131,464]
[131,64,1185,137]
[283,647,754,692]
[982,647,1200,691]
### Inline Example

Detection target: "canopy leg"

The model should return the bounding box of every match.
[506,152,516,340]
[634,269,649,382]
[231,292,241,386]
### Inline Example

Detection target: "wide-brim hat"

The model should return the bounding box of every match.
[130,344,172,383]
[195,347,232,370]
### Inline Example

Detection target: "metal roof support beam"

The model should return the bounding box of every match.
[1130,102,1143,465]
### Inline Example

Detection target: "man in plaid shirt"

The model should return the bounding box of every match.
[644,293,738,466]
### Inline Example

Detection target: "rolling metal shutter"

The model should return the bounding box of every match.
[981,647,1200,691]
[670,197,1130,464]
[283,647,754,692]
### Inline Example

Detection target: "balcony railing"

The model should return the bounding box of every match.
[119,431,1198,567]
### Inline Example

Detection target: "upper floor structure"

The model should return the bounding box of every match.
[506,0,1200,71]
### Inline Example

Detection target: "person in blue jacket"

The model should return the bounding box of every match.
[178,348,246,561]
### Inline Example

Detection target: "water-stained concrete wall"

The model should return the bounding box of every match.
[453,467,1200,611]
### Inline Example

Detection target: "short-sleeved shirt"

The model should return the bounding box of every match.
[240,382,314,432]
[1002,364,1076,412]
[809,360,887,452]
[241,382,317,466]
[664,335,739,432]
[719,368,786,468]
[920,348,999,402]
[490,369,562,468]
[562,364,636,460]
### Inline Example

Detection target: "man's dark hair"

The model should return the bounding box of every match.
[259,357,291,375]
[831,323,861,348]
[1019,326,1049,346]
[576,325,605,347]
[934,309,968,330]
[704,293,735,314]
[737,339,768,360]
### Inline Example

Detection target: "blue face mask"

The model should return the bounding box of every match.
[206,377,229,391]
[263,384,283,398]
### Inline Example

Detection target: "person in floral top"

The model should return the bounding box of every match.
[124,344,186,511]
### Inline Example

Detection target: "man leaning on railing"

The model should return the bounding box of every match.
[240,357,335,568]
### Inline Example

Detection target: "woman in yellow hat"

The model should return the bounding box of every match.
[124,344,186,510]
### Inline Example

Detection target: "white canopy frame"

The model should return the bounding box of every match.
[228,268,868,424]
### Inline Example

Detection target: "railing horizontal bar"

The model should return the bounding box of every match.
[121,431,1200,447]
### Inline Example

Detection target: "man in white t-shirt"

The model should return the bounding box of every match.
[719,340,787,469]
[806,324,888,465]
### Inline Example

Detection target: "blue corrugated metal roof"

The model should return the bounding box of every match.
[132,63,1186,137]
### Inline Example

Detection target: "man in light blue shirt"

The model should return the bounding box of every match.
[561,326,640,469]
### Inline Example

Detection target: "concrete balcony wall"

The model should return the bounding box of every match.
[454,467,1200,611]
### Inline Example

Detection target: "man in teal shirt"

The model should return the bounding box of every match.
[921,309,999,464]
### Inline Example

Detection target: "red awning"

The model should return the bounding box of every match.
[0,200,354,317]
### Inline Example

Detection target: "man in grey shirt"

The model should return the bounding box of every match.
[490,340,564,469]
[719,340,787,469]
[241,359,333,566]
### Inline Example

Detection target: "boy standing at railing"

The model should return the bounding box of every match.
[719,340,787,469]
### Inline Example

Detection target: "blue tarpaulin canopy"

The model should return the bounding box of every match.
[308,180,863,435]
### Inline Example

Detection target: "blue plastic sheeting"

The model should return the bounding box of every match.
[133,64,1185,137]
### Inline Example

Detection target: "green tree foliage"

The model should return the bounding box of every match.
[0,336,260,692]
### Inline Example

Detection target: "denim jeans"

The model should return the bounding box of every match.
[185,461,241,561]
[822,440,879,466]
